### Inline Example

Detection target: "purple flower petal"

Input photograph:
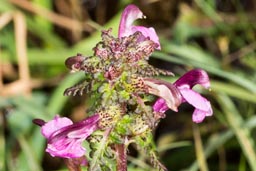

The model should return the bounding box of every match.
[144,78,182,112]
[174,69,210,89]
[46,138,85,158]
[131,26,160,49]
[179,88,213,116]
[118,4,160,49]
[118,4,143,38]
[153,98,169,113]
[147,69,212,123]
[41,116,73,139]
[67,115,100,138]
[192,109,208,123]
[37,114,100,158]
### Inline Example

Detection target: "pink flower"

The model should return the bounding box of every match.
[118,4,161,49]
[144,78,182,112]
[147,69,213,123]
[174,69,212,123]
[33,114,100,158]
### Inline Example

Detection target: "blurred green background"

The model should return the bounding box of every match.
[1,0,256,170]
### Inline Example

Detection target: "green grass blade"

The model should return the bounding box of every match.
[157,141,191,152]
[211,81,256,103]
[29,127,46,162]
[217,94,256,171]
[193,124,209,171]
[162,43,219,67]
[187,115,256,171]
[17,135,43,171]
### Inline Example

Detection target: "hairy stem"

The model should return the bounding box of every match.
[116,137,128,171]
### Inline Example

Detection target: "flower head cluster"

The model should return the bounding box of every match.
[34,4,213,170]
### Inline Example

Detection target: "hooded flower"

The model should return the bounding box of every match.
[144,78,182,112]
[147,69,213,123]
[65,53,86,73]
[118,4,161,49]
[33,114,100,158]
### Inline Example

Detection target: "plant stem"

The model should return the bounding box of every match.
[116,137,128,171]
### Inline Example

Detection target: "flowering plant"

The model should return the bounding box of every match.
[33,4,212,171]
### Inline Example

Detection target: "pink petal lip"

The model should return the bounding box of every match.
[192,109,207,123]
[46,138,86,158]
[179,88,212,115]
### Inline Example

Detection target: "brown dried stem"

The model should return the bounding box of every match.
[14,11,31,96]
[9,0,101,32]
[0,12,32,97]
[0,12,13,30]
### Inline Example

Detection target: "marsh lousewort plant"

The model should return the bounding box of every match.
[33,4,212,171]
